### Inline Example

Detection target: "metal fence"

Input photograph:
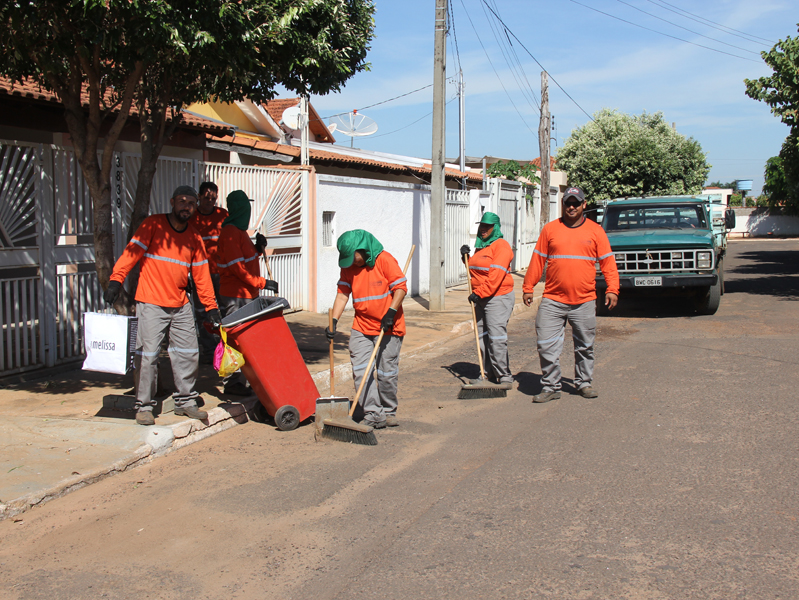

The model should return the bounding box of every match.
[444,189,470,287]
[0,276,43,373]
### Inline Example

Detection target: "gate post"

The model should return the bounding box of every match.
[300,169,311,311]
[38,145,57,367]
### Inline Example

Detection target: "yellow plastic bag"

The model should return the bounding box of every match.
[217,329,246,377]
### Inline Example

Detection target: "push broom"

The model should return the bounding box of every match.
[321,245,415,445]
[458,253,507,399]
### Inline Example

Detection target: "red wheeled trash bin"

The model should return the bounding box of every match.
[220,296,319,431]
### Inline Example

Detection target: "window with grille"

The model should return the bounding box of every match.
[322,211,335,247]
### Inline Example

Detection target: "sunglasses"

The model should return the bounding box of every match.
[564,199,583,207]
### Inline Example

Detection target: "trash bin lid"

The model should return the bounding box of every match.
[221,296,291,328]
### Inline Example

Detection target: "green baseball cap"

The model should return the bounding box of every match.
[477,211,501,226]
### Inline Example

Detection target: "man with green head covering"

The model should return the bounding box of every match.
[460,211,516,389]
[215,190,278,396]
[326,230,408,429]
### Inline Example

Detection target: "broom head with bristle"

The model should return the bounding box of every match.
[458,381,508,399]
[320,417,378,445]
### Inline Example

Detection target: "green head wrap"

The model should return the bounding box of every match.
[475,212,503,249]
[222,190,252,230]
[337,229,384,268]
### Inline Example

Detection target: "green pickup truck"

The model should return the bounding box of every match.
[595,196,735,315]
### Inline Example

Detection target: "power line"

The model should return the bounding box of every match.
[448,0,463,74]
[479,0,595,122]
[320,83,435,121]
[363,96,459,140]
[645,0,776,45]
[457,0,539,137]
[568,0,761,63]
[615,0,762,56]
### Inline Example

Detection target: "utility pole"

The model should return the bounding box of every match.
[429,0,447,311]
[538,71,551,227]
[300,95,309,166]
[458,69,466,189]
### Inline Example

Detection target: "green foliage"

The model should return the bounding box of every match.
[744,26,799,132]
[555,109,710,203]
[486,160,541,185]
[728,194,742,207]
[706,180,735,189]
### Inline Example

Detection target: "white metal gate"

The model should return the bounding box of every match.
[444,189,470,287]
[496,180,521,272]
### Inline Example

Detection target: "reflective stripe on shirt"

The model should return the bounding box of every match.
[144,253,191,268]
[353,291,391,303]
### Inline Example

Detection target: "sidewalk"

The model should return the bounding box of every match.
[0,274,540,520]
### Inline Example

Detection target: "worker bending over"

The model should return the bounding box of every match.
[326,230,407,429]
[105,185,221,426]
[461,211,515,389]
[215,190,277,396]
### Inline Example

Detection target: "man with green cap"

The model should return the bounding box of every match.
[215,190,278,396]
[326,230,408,429]
[460,212,516,389]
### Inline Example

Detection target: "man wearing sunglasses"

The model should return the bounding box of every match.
[522,186,619,403]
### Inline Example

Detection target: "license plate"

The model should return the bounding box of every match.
[634,276,662,287]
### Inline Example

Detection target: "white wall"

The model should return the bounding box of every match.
[730,208,799,237]
[315,174,431,313]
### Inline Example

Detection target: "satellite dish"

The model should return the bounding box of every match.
[327,122,338,134]
[281,105,301,130]
[329,111,378,146]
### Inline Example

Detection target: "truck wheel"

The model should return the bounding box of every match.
[694,279,721,315]
[274,405,300,431]
[596,291,609,316]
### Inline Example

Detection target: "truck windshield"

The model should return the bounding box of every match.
[603,205,707,231]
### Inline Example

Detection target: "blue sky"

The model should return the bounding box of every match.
[305,0,796,194]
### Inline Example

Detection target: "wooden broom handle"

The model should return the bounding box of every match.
[464,253,486,380]
[262,250,274,280]
[348,244,415,418]
[328,309,336,396]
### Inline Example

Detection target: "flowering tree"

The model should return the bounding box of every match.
[555,109,710,202]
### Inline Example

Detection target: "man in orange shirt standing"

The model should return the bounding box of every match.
[104,185,221,426]
[460,212,515,389]
[215,190,277,396]
[522,187,619,403]
[326,230,407,429]
[190,181,227,363]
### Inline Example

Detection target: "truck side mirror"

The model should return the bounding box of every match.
[725,207,736,230]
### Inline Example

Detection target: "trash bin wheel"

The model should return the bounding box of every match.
[274,405,301,431]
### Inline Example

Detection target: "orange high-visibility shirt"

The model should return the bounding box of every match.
[190,206,228,275]
[337,251,408,337]
[468,238,515,298]
[523,218,620,305]
[216,224,266,299]
[110,215,217,310]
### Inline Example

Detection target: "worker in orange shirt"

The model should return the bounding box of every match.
[460,212,515,389]
[190,181,228,363]
[522,187,619,403]
[325,230,407,429]
[104,185,221,426]
[215,190,277,396]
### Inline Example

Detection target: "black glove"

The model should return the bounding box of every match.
[325,318,337,340]
[206,308,222,328]
[381,308,397,332]
[254,232,267,255]
[468,292,480,304]
[460,244,471,258]
[264,279,279,293]
[104,281,122,305]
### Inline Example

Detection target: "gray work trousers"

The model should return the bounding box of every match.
[535,298,596,393]
[219,295,252,388]
[192,273,221,361]
[134,302,200,412]
[349,329,403,425]
[474,290,514,383]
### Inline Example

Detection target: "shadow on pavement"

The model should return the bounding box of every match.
[725,249,799,300]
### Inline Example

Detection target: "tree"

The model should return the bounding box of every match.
[745,28,799,214]
[0,0,375,311]
[486,160,540,184]
[555,109,710,203]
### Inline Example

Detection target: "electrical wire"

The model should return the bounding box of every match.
[479,0,595,122]
[615,0,762,56]
[645,0,776,46]
[448,0,463,74]
[567,0,761,63]
[458,0,539,137]
[362,95,459,140]
[320,83,435,121]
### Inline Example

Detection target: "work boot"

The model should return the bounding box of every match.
[174,406,208,420]
[532,391,561,404]
[578,386,598,398]
[223,382,252,396]
[385,415,399,427]
[361,419,386,429]
[136,411,155,426]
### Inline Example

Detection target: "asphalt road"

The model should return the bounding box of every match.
[1,239,798,600]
